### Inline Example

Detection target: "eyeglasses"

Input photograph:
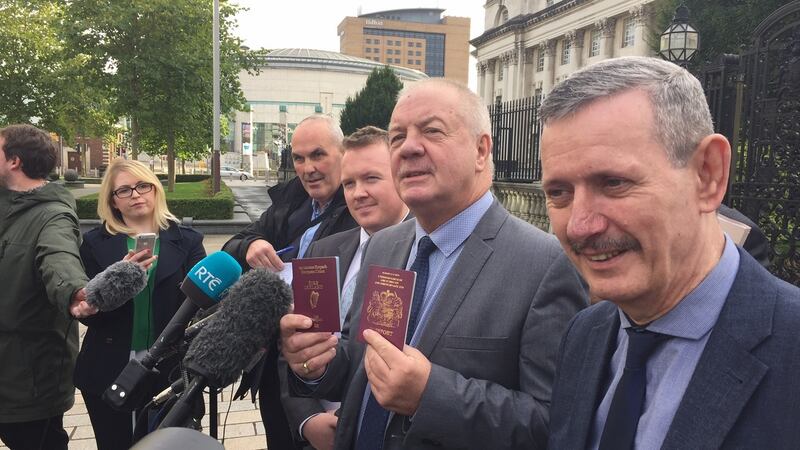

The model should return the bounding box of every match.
[113,182,154,198]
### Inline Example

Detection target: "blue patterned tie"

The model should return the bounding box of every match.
[355,236,437,450]
[598,328,668,450]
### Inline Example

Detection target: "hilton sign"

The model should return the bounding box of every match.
[365,19,384,26]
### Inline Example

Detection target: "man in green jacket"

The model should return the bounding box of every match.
[0,124,96,449]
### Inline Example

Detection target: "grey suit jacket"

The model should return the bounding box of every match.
[291,200,588,449]
[280,227,362,443]
[548,248,800,449]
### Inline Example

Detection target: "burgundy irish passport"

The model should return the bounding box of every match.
[357,265,417,349]
[292,257,341,332]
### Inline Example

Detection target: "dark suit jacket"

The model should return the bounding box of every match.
[291,200,588,449]
[74,223,206,396]
[548,248,800,449]
[280,227,362,444]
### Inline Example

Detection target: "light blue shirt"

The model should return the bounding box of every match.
[355,191,495,436]
[589,235,740,450]
[297,199,329,258]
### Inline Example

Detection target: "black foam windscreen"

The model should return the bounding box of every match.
[85,260,148,312]
[182,269,292,388]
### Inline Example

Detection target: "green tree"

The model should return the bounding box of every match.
[652,0,796,72]
[0,0,114,143]
[339,66,403,135]
[65,0,263,190]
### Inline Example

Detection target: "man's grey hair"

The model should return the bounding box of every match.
[296,114,344,148]
[397,78,491,139]
[539,56,714,167]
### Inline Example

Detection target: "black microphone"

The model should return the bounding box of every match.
[141,251,242,368]
[183,304,222,342]
[104,252,242,411]
[85,260,148,312]
[158,269,292,429]
[152,379,185,406]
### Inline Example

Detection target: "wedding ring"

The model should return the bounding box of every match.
[302,361,310,374]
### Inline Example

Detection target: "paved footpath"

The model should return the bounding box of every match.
[1,176,282,449]
[1,236,272,450]
[223,179,273,221]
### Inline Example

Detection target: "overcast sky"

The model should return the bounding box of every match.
[232,0,487,89]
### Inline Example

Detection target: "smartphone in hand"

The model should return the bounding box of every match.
[134,233,157,254]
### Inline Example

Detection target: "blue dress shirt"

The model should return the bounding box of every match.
[589,235,740,449]
[355,191,495,437]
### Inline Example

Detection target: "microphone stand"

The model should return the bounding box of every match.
[209,390,218,439]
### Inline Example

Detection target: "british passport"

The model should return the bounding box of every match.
[357,265,417,349]
[292,257,341,332]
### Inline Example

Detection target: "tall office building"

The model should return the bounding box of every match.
[338,8,470,84]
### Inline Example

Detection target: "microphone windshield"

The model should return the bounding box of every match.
[183,269,292,388]
[85,260,147,312]
[180,251,242,309]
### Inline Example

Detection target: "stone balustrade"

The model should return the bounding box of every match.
[491,181,551,232]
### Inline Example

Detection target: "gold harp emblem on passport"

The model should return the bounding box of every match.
[309,290,320,309]
[366,290,403,328]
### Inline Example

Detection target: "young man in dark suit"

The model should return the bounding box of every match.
[281,125,409,450]
[541,57,800,449]
[223,114,357,450]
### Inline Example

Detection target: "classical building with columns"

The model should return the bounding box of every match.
[472,0,656,104]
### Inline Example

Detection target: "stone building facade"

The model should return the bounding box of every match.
[472,0,657,104]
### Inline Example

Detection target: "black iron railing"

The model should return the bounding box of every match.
[489,96,542,183]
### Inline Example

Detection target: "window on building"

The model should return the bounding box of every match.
[375,39,380,44]
[408,42,414,47]
[416,42,422,48]
[590,29,601,57]
[537,48,545,72]
[366,38,372,44]
[561,39,571,65]
[416,59,422,65]
[366,48,372,53]
[394,58,400,64]
[387,40,393,46]
[622,17,635,47]
[416,51,421,56]
[387,49,393,55]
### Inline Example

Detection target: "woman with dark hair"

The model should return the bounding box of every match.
[75,159,206,450]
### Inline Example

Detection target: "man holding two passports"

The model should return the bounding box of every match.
[224,114,357,449]
[280,79,587,449]
[281,126,409,450]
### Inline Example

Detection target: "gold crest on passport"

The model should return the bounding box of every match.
[292,257,341,332]
[358,265,417,349]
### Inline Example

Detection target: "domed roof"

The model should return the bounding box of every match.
[262,48,428,81]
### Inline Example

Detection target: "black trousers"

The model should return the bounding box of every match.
[84,392,135,450]
[259,345,303,450]
[0,415,68,450]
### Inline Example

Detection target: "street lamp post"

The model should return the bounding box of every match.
[659,4,699,67]
[212,0,221,194]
